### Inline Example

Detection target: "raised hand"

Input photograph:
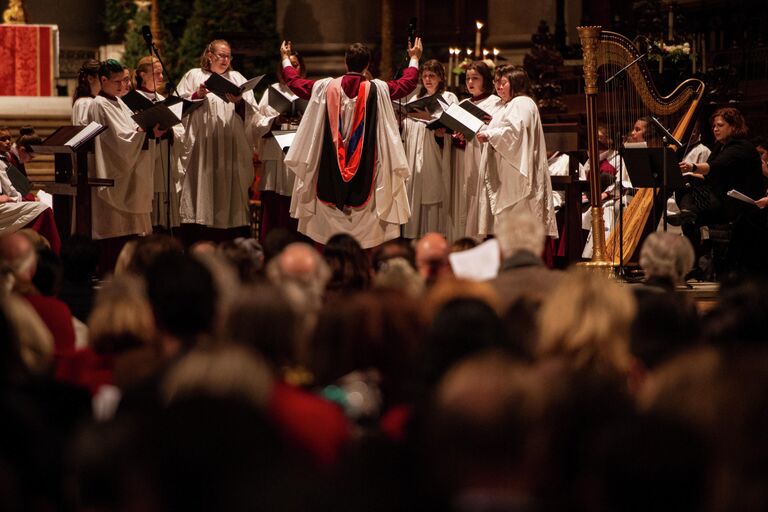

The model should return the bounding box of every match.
[408,37,423,60]
[280,40,292,60]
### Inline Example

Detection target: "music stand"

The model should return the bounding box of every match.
[622,146,683,231]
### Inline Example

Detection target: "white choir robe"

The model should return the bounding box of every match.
[88,95,154,240]
[257,84,294,197]
[548,152,570,212]
[475,95,558,238]
[177,68,278,229]
[136,89,184,229]
[401,90,458,239]
[0,159,48,234]
[71,97,94,125]
[453,94,502,240]
[579,149,632,258]
[285,79,411,249]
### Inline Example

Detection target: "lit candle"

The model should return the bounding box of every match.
[493,48,500,62]
[668,7,673,41]
[448,49,455,87]
[466,48,472,60]
[475,20,484,58]
[482,49,489,62]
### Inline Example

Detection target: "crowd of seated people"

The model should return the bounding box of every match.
[2,216,768,512]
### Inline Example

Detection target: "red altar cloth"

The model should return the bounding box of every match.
[0,24,57,96]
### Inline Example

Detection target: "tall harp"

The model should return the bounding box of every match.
[577,27,705,265]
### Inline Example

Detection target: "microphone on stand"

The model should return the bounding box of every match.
[141,25,153,47]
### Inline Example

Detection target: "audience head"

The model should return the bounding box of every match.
[145,252,217,353]
[711,107,748,143]
[465,60,495,97]
[537,269,636,381]
[345,43,371,73]
[323,233,371,292]
[262,227,300,266]
[223,284,299,370]
[371,237,415,272]
[217,237,264,283]
[0,232,37,288]
[88,274,155,354]
[60,235,99,283]
[73,58,100,102]
[372,256,424,298]
[496,211,545,260]
[415,232,451,286]
[266,243,331,334]
[200,39,232,74]
[125,234,183,277]
[639,232,695,286]
[450,237,478,253]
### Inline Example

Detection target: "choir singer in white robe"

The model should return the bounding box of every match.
[475,65,557,239]
[134,55,183,230]
[88,59,159,241]
[177,39,278,234]
[401,59,458,239]
[452,61,502,240]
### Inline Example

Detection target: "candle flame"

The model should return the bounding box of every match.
[476,20,484,30]
[466,48,472,56]
[493,48,500,56]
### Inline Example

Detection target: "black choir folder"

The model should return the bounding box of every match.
[267,85,308,116]
[32,121,107,153]
[122,90,205,130]
[426,98,490,140]
[205,73,265,102]
[6,164,31,196]
[392,93,447,117]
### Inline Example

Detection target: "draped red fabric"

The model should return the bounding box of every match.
[0,25,54,96]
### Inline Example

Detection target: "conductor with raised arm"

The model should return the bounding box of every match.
[280,38,423,248]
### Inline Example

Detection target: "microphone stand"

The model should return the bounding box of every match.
[144,30,175,236]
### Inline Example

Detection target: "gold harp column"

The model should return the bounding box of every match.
[380,0,393,80]
[577,25,610,265]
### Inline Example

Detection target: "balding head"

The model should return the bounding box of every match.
[278,243,320,280]
[0,233,37,284]
[416,233,451,283]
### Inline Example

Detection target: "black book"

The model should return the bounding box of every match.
[267,85,308,116]
[204,73,265,102]
[121,89,156,113]
[5,164,31,196]
[131,102,183,131]
[392,93,445,117]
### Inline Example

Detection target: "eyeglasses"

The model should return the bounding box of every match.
[212,53,232,61]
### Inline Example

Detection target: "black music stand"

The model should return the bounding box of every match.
[622,146,683,231]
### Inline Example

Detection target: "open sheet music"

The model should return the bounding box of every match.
[31,121,107,154]
[427,99,489,140]
[205,73,265,102]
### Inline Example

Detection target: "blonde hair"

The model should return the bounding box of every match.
[88,274,156,353]
[133,55,161,90]
[537,269,636,377]
[162,344,272,408]
[200,39,232,72]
